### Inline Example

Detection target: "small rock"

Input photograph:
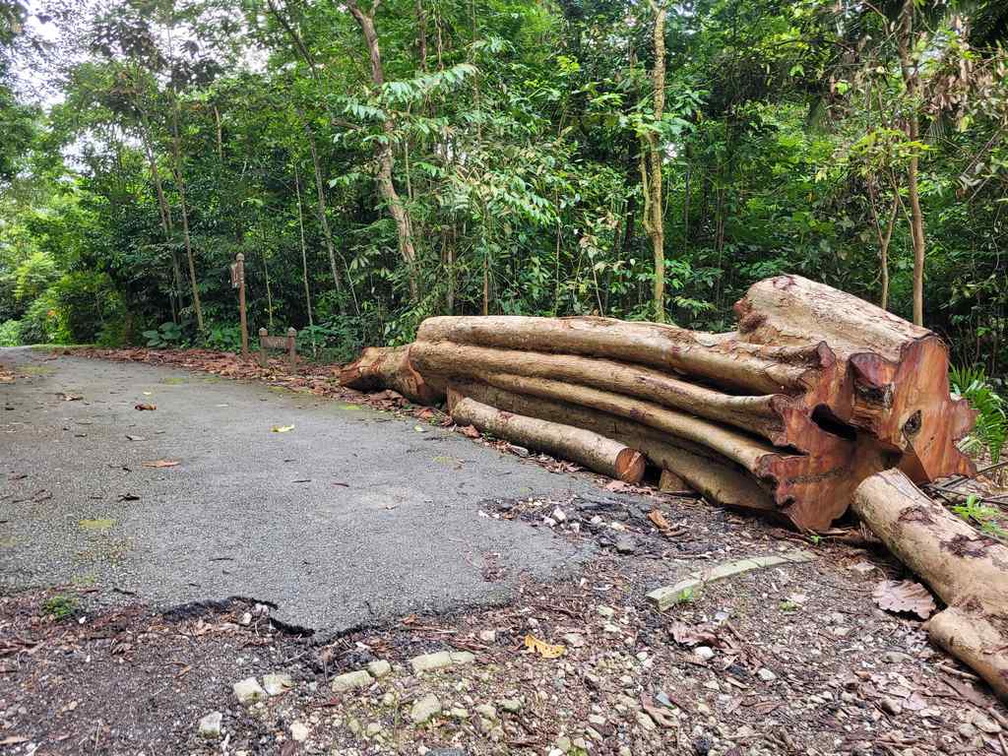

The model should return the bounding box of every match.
[694,646,715,662]
[367,660,392,679]
[499,698,522,713]
[475,703,498,721]
[365,721,382,737]
[552,507,567,522]
[239,611,252,626]
[543,517,557,527]
[411,693,443,724]
[614,536,636,554]
[882,651,912,664]
[331,669,373,692]
[555,735,572,753]
[588,714,606,727]
[563,633,585,648]
[198,711,222,740]
[604,623,622,634]
[232,677,266,705]
[262,672,293,696]
[971,712,1002,734]
[756,668,777,682]
[410,650,475,674]
[881,697,903,715]
[479,630,497,643]
[290,721,310,742]
[597,604,615,618]
[636,710,657,731]
[449,707,469,719]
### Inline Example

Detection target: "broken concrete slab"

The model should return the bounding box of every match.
[646,549,816,611]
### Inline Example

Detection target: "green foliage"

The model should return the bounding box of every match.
[951,366,1007,462]
[951,494,1006,539]
[0,318,20,346]
[42,593,79,621]
[202,322,242,352]
[142,321,184,348]
[19,291,67,344]
[50,271,128,346]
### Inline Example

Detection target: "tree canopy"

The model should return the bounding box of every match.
[0,0,1005,370]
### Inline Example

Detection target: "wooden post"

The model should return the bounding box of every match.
[258,327,267,366]
[236,253,248,356]
[287,327,297,368]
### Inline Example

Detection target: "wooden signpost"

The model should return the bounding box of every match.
[231,253,249,356]
[259,327,298,367]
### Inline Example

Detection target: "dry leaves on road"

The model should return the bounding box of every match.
[271,425,295,433]
[873,579,936,620]
[134,403,157,411]
[142,460,180,468]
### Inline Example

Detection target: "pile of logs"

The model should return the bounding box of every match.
[342,275,976,532]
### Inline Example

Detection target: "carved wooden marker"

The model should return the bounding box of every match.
[231,253,249,356]
[259,327,298,367]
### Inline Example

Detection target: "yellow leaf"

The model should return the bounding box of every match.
[271,425,295,433]
[523,634,566,659]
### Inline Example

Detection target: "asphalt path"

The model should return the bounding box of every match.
[0,347,593,635]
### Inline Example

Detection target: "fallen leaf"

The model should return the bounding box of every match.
[640,695,678,728]
[458,424,480,439]
[873,580,936,620]
[850,561,877,574]
[58,392,83,401]
[125,434,146,441]
[134,403,157,411]
[668,620,719,647]
[648,509,672,532]
[142,459,180,468]
[271,425,295,433]
[0,736,29,746]
[523,634,565,658]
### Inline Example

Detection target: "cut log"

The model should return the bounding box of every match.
[853,469,1008,699]
[658,469,688,493]
[449,382,780,519]
[461,372,875,530]
[736,274,976,481]
[926,609,1008,700]
[418,314,834,396]
[338,345,442,405]
[412,340,827,451]
[450,396,646,483]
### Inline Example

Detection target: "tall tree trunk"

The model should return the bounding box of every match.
[639,1,667,322]
[345,0,420,301]
[867,181,898,310]
[306,125,360,315]
[294,165,315,347]
[415,0,428,71]
[898,0,926,325]
[169,96,203,331]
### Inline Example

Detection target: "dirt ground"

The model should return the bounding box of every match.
[1,348,1006,755]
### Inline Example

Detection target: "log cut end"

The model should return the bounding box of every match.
[615,448,647,484]
[339,345,443,406]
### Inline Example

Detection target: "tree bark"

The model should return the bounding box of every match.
[640,0,667,322]
[411,340,821,450]
[736,275,976,481]
[340,345,439,405]
[898,0,926,326]
[451,396,646,483]
[345,0,420,301]
[449,381,779,518]
[853,469,1008,699]
[169,98,203,331]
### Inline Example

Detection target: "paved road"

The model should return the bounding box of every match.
[0,348,592,635]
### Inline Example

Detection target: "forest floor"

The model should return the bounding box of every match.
[0,347,1006,756]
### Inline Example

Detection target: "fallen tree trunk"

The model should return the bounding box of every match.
[412,340,826,451]
[418,314,833,396]
[339,345,441,405]
[451,396,646,483]
[736,275,976,481]
[853,469,1008,699]
[450,382,780,518]
[462,372,874,530]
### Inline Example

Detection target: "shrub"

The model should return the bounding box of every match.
[0,319,20,346]
[951,366,1007,462]
[50,271,127,346]
[19,291,67,344]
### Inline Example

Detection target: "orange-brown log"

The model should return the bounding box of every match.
[418,315,835,396]
[449,382,784,521]
[450,396,645,483]
[338,345,442,405]
[412,340,831,452]
[853,469,1008,699]
[736,274,976,481]
[458,372,879,529]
